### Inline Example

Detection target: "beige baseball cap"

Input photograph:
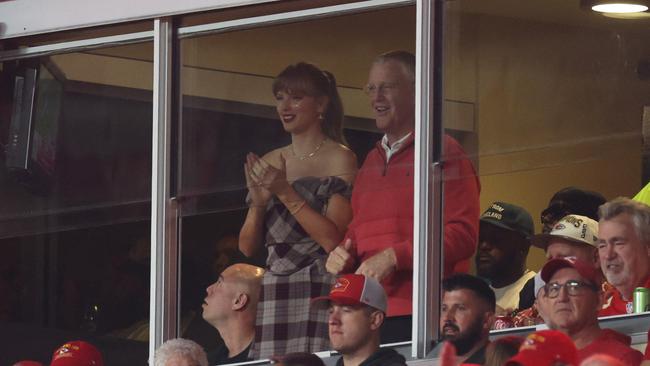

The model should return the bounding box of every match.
[531,214,599,249]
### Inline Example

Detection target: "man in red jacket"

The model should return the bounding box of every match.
[325,50,480,342]
[537,257,643,365]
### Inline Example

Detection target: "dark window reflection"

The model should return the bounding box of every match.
[0,46,152,365]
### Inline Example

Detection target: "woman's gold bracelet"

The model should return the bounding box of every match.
[288,200,307,215]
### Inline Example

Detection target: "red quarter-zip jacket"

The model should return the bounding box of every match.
[343,133,480,316]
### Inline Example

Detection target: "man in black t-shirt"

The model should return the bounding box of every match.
[202,263,264,364]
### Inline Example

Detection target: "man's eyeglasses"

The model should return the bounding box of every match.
[543,280,598,299]
[363,82,399,96]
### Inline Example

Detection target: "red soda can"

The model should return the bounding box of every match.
[493,315,514,330]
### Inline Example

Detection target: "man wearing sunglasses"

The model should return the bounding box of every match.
[537,257,643,365]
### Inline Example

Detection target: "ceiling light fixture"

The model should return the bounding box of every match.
[581,0,649,13]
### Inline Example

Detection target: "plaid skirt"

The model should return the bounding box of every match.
[249,257,334,359]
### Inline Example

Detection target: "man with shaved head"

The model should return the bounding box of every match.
[202,263,264,364]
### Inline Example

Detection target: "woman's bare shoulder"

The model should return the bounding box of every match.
[323,143,358,182]
[327,143,357,165]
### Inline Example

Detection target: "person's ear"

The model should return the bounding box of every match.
[369,310,385,331]
[483,311,495,332]
[316,96,329,115]
[536,294,550,322]
[592,248,600,267]
[596,288,605,311]
[233,293,249,311]
[521,241,531,257]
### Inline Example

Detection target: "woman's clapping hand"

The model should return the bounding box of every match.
[244,153,290,205]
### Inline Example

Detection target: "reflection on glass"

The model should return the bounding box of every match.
[177,5,416,363]
[443,0,650,334]
[0,42,153,365]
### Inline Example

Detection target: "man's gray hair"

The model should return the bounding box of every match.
[153,338,208,366]
[373,50,416,83]
[599,197,650,245]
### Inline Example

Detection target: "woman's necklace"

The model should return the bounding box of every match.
[292,137,328,161]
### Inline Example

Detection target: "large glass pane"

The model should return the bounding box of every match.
[176,4,416,363]
[0,41,153,365]
[443,0,650,334]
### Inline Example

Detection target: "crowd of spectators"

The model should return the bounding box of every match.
[434,194,650,366]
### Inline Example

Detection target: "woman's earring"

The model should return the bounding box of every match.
[318,113,324,120]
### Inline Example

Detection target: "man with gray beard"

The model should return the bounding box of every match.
[597,197,650,316]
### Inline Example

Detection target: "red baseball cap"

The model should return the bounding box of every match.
[505,330,577,366]
[540,256,601,286]
[51,340,104,366]
[312,274,387,313]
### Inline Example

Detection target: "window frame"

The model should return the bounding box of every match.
[10,1,650,365]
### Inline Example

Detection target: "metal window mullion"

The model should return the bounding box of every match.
[0,31,154,62]
[149,17,177,363]
[413,0,441,359]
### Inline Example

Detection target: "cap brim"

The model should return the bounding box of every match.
[311,295,362,309]
[480,219,529,238]
[540,258,574,282]
[541,258,601,285]
[480,219,512,231]
[530,233,589,249]
[505,352,546,366]
[530,233,553,249]
[51,357,89,366]
[311,295,332,309]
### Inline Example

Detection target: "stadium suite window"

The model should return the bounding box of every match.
[0,41,154,365]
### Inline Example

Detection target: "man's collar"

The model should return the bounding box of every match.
[461,340,489,364]
[381,132,413,149]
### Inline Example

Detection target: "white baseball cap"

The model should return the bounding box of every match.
[531,214,599,249]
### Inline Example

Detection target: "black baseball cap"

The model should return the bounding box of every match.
[480,201,534,238]
[542,187,606,222]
